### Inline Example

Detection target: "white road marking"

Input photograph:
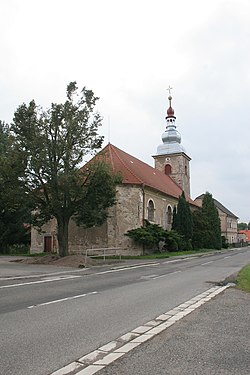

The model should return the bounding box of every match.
[223,256,232,259]
[140,274,158,279]
[162,257,198,264]
[49,285,231,375]
[201,261,214,266]
[27,291,98,309]
[0,268,88,281]
[95,263,159,275]
[152,271,182,279]
[0,275,81,289]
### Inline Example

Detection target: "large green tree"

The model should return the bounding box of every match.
[172,191,193,250]
[0,121,30,252]
[193,192,221,249]
[202,192,221,249]
[192,209,206,249]
[11,82,118,256]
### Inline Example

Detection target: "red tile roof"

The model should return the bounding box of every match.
[239,230,250,241]
[87,143,196,205]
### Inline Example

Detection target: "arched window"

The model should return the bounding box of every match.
[165,164,172,175]
[147,200,155,221]
[167,206,172,225]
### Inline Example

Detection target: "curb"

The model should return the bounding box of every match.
[50,284,232,375]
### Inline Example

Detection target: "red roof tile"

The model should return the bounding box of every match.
[87,143,196,205]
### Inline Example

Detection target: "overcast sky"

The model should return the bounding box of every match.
[1,0,249,222]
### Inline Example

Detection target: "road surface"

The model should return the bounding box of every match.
[0,248,249,375]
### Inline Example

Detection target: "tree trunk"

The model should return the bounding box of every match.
[57,216,69,257]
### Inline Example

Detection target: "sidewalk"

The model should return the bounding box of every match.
[98,288,250,375]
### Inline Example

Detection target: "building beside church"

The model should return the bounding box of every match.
[31,95,197,255]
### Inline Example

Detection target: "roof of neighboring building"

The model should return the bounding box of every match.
[238,230,250,241]
[87,143,196,205]
[195,194,238,219]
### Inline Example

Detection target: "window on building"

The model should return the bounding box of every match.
[147,200,155,221]
[167,206,172,224]
[165,164,172,175]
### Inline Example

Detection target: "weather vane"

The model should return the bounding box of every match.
[167,85,173,96]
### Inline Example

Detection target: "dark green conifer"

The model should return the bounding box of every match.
[172,191,193,250]
[201,192,221,249]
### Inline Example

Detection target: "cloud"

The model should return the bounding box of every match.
[0,0,249,221]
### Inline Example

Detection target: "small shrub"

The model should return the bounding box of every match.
[221,236,228,249]
[163,230,182,252]
[125,222,167,251]
[5,244,30,255]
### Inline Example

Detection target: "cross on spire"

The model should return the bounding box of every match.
[167,85,173,96]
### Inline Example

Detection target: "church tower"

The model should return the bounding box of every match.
[153,92,191,196]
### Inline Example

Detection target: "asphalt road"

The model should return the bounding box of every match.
[0,248,249,375]
[98,288,250,375]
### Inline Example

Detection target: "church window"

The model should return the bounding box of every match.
[167,206,172,224]
[185,165,188,175]
[165,164,172,175]
[147,200,155,221]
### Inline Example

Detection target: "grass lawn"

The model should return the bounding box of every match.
[236,264,250,293]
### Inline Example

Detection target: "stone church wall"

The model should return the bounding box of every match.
[107,185,144,255]
[144,188,178,230]
[30,184,184,256]
[30,185,144,256]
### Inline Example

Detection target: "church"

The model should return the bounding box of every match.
[30,94,237,254]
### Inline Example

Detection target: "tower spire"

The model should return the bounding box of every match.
[166,86,175,118]
[154,89,191,196]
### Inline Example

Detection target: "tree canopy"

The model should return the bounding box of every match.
[11,82,118,256]
[237,222,250,230]
[0,121,30,252]
[192,192,221,250]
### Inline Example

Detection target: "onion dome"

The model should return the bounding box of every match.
[157,94,186,155]
[166,96,175,118]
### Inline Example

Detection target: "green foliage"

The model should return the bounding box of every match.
[236,264,250,293]
[1,243,30,255]
[125,221,167,251]
[125,222,186,253]
[202,192,221,249]
[164,230,183,252]
[221,236,228,249]
[192,192,221,250]
[0,121,30,252]
[10,82,118,256]
[172,205,177,230]
[74,162,121,228]
[171,191,193,250]
[192,209,206,249]
[237,222,248,230]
